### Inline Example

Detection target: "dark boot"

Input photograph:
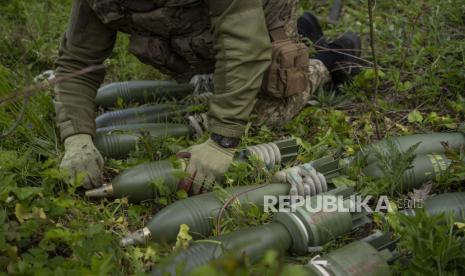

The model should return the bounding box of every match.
[329,32,363,84]
[297,11,328,47]
[314,31,362,84]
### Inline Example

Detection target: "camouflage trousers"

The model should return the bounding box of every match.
[252,0,331,128]
[252,59,331,128]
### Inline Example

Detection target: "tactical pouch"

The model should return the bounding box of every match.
[262,29,309,98]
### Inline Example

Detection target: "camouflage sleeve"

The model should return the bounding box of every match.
[54,0,116,142]
[207,0,272,138]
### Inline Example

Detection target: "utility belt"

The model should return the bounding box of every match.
[261,27,310,98]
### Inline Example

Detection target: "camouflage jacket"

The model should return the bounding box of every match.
[54,0,297,141]
[86,0,294,80]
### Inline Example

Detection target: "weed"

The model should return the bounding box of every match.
[388,211,465,275]
[361,139,420,196]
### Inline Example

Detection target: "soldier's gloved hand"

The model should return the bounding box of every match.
[274,163,327,197]
[60,134,104,189]
[178,138,236,194]
[285,167,309,196]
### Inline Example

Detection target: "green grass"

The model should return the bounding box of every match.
[1,0,465,274]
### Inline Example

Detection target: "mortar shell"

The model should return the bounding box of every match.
[124,183,291,247]
[305,239,393,276]
[151,222,291,276]
[403,192,465,222]
[90,139,301,202]
[86,159,187,202]
[95,81,194,108]
[151,187,364,275]
[94,123,192,158]
[95,104,193,128]
[361,132,465,163]
[363,153,452,191]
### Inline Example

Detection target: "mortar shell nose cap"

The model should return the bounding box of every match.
[85,184,114,198]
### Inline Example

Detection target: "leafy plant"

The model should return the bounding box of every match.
[435,143,465,190]
[357,139,420,196]
[389,211,465,275]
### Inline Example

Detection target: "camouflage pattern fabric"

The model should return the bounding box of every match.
[252,0,331,128]
[252,59,331,128]
[85,0,295,83]
[282,0,299,41]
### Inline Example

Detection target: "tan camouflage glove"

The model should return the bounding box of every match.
[60,134,104,189]
[274,163,328,197]
[178,139,235,194]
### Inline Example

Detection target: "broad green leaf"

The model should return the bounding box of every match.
[426,111,440,123]
[15,204,46,223]
[408,110,423,123]
[454,222,465,229]
[395,123,410,133]
[175,224,192,251]
[13,187,43,201]
[176,189,188,199]
[399,81,413,92]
